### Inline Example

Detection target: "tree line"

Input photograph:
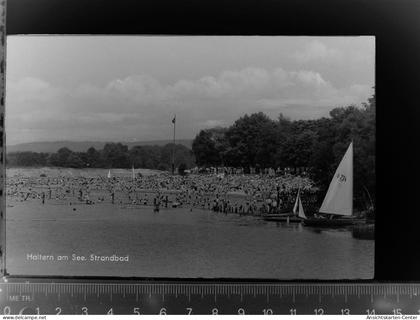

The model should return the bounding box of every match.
[7,143,195,172]
[192,94,375,208]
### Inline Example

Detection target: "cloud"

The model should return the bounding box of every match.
[199,120,226,128]
[294,40,341,63]
[6,67,373,144]
[6,77,62,106]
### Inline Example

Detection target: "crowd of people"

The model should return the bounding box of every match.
[6,169,319,215]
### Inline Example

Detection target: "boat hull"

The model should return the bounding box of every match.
[263,213,302,223]
[264,216,303,223]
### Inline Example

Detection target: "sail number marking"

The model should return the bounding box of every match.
[336,173,347,182]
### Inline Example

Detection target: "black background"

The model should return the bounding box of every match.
[5,0,420,281]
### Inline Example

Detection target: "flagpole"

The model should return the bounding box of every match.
[172,114,176,175]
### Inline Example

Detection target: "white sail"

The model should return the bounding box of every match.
[107,170,111,179]
[298,196,307,219]
[293,188,300,215]
[132,166,135,180]
[319,142,353,216]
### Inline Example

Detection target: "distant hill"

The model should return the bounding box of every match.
[7,139,193,153]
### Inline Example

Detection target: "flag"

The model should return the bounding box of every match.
[172,115,176,124]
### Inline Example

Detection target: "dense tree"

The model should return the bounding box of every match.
[190,95,376,209]
[101,143,130,168]
[192,130,221,166]
[7,142,196,172]
[86,147,101,167]
[7,152,49,167]
[57,147,73,165]
[129,146,147,168]
[65,152,84,168]
[223,112,279,168]
[277,127,318,169]
[160,143,195,170]
[308,95,376,208]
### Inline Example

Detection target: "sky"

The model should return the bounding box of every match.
[6,36,375,145]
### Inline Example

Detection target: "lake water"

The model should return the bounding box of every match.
[5,200,374,279]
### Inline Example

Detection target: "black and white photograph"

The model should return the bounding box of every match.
[5,36,375,279]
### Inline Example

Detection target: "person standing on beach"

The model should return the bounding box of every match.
[153,197,160,212]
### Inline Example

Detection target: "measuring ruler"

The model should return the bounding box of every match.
[1,279,420,315]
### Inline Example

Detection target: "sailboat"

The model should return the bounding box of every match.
[303,142,359,227]
[285,190,307,223]
[132,165,135,181]
[263,189,305,223]
[107,169,111,179]
[297,193,307,220]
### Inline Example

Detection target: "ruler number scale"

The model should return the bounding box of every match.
[1,281,420,315]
